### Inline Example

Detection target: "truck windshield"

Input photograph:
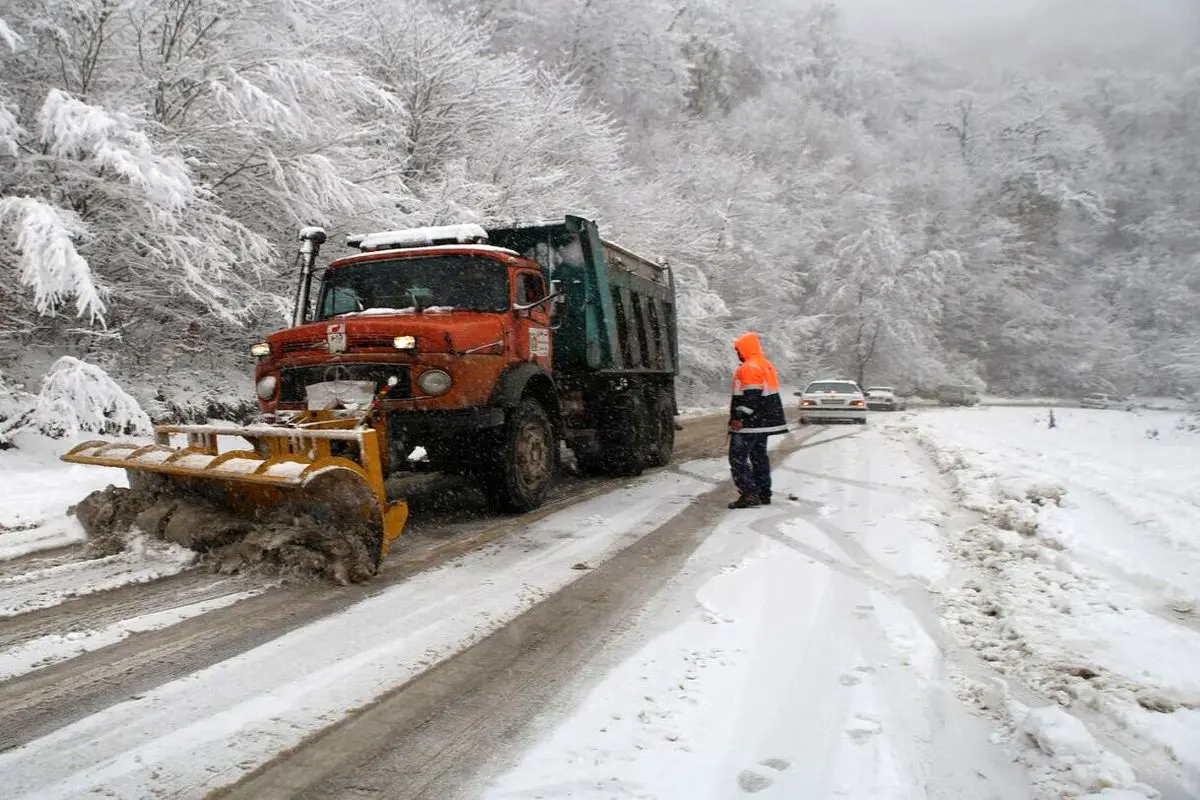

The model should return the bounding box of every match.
[317,255,509,318]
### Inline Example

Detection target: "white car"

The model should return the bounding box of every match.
[796,379,868,424]
[865,386,907,411]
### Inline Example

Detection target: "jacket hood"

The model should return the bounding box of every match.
[734,332,764,360]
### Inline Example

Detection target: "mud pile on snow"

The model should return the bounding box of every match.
[71,486,377,584]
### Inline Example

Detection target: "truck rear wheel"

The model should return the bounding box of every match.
[577,392,646,477]
[481,398,556,512]
[645,390,675,468]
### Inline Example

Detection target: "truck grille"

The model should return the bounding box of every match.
[352,335,399,349]
[278,335,399,354]
[280,364,412,403]
[279,339,325,354]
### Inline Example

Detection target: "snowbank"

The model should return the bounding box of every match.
[912,407,1200,797]
[0,430,129,561]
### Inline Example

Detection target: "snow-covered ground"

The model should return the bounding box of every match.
[2,407,1198,799]
[486,421,1029,800]
[0,466,716,799]
[909,406,1200,797]
[0,431,128,561]
[486,407,1200,800]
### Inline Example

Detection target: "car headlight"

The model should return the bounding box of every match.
[417,369,451,396]
[256,375,278,400]
[393,335,416,350]
[250,342,271,358]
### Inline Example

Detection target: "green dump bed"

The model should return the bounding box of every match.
[487,215,678,376]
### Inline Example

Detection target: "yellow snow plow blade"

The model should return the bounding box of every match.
[61,421,409,570]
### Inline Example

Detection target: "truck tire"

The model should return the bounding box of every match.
[588,392,646,477]
[645,390,675,468]
[481,397,556,512]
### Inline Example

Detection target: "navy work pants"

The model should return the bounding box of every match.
[729,433,771,499]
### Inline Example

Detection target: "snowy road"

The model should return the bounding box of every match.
[1,407,1197,799]
[471,419,1036,800]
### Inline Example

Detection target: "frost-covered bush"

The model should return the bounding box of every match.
[0,368,33,447]
[31,357,151,438]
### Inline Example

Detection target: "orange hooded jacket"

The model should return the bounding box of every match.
[730,332,788,435]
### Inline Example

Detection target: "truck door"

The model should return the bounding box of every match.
[514,270,552,368]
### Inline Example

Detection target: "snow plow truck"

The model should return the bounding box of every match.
[61,214,679,577]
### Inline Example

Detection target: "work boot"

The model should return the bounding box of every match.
[728,493,760,509]
[760,493,772,505]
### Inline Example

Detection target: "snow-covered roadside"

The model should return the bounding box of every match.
[909,407,1200,797]
[0,465,717,799]
[484,423,1032,800]
[0,435,200,620]
[0,430,128,560]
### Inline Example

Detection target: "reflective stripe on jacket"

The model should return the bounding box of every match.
[730,332,788,435]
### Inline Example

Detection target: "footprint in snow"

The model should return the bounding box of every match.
[737,770,773,793]
[845,714,883,742]
[736,757,792,794]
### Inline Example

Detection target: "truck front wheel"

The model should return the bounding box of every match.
[481,398,556,512]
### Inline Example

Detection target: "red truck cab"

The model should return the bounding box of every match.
[252,227,558,480]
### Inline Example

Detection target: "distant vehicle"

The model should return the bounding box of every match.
[1080,393,1128,410]
[865,386,907,411]
[937,384,979,406]
[796,379,868,424]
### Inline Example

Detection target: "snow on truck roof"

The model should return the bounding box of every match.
[350,223,489,252]
[334,244,522,263]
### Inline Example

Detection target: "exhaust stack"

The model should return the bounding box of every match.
[292,226,328,327]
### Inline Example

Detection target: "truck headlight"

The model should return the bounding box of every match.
[250,342,271,358]
[393,335,416,350]
[256,375,278,400]
[417,369,451,396]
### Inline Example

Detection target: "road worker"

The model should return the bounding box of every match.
[727,332,788,509]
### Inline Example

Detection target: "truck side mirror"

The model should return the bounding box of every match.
[550,279,565,306]
[514,284,565,313]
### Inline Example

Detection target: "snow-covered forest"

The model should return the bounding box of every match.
[1,0,1198,435]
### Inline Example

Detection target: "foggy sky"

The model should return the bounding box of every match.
[831,0,1199,65]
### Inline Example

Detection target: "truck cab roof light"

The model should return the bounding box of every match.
[352,224,489,252]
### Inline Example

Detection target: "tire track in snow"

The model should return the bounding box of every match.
[0,413,736,756]
[0,544,82,579]
[0,537,198,618]
[209,429,824,800]
[0,589,263,681]
[0,569,249,652]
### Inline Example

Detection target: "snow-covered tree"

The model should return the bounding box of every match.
[32,356,152,437]
[2,0,1198,430]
